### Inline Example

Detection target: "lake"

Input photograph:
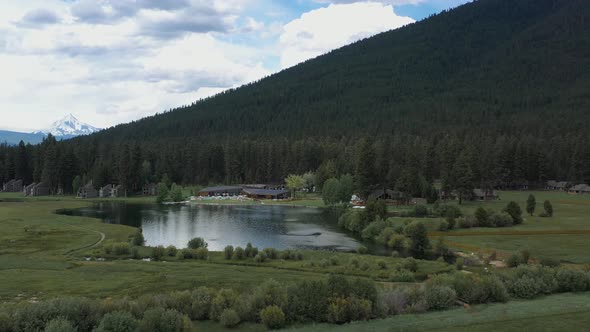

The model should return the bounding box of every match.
[58,202,366,251]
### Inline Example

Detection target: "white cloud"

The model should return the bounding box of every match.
[279,2,414,69]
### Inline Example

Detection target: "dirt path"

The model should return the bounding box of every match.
[62,223,106,255]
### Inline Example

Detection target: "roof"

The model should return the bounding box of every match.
[368,189,402,199]
[199,186,242,193]
[242,188,290,196]
[100,184,113,191]
[571,184,590,191]
[473,188,497,196]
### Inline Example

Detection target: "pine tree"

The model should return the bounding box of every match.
[526,194,536,216]
[451,150,475,204]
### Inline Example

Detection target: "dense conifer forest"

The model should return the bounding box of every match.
[1,0,589,195]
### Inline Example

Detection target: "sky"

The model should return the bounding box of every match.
[0,0,470,132]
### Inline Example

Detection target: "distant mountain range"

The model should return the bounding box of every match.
[0,114,101,145]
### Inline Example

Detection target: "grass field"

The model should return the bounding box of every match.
[1,190,589,330]
[287,292,590,332]
[419,191,590,264]
[0,193,449,303]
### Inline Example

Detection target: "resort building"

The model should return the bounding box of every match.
[568,184,590,195]
[242,188,290,200]
[77,182,98,199]
[31,182,50,197]
[2,179,23,192]
[198,186,243,197]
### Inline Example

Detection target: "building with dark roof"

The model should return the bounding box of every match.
[2,179,23,192]
[77,182,98,199]
[198,186,243,197]
[242,188,290,200]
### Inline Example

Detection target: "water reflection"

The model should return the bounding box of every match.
[58,203,363,251]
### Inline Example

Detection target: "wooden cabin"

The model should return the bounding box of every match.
[2,179,23,192]
[473,188,499,201]
[142,183,157,196]
[31,182,50,196]
[77,182,98,199]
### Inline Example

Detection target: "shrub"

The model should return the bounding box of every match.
[0,313,12,332]
[219,309,241,328]
[211,289,238,321]
[254,252,267,263]
[474,207,489,226]
[131,247,141,259]
[151,246,165,261]
[233,246,245,260]
[260,305,286,330]
[138,308,189,332]
[390,269,415,282]
[179,248,192,259]
[404,221,430,258]
[414,205,429,217]
[356,246,368,254]
[187,237,208,249]
[166,246,177,257]
[13,297,100,332]
[456,258,464,270]
[379,289,409,315]
[95,311,137,332]
[503,201,523,225]
[438,220,449,231]
[245,243,255,257]
[190,287,215,320]
[509,276,541,298]
[131,230,145,246]
[387,234,407,251]
[285,279,329,322]
[391,250,400,258]
[329,256,339,266]
[350,258,360,268]
[480,275,509,303]
[361,219,388,240]
[280,250,292,260]
[263,248,278,260]
[544,200,553,217]
[424,285,456,310]
[113,242,131,256]
[360,262,370,271]
[490,212,513,228]
[376,227,396,245]
[224,245,234,260]
[402,258,418,272]
[250,279,288,314]
[377,260,387,269]
[44,318,75,332]
[194,247,208,260]
[446,217,456,230]
[166,291,192,316]
[457,216,474,229]
[507,253,522,268]
[555,269,590,292]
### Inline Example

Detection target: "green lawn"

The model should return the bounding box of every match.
[0,193,450,303]
[420,191,590,263]
[287,292,590,332]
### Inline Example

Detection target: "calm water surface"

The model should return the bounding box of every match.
[58,202,365,251]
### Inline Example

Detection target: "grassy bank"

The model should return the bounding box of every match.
[287,292,590,332]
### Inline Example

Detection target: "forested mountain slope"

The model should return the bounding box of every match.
[91,0,589,141]
[2,0,589,195]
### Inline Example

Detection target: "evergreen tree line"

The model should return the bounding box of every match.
[1,132,589,196]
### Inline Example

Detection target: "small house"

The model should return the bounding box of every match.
[99,184,113,198]
[569,184,590,195]
[31,182,50,196]
[142,183,158,196]
[112,185,122,197]
[198,186,242,197]
[546,180,569,191]
[77,182,98,199]
[242,188,290,200]
[368,189,404,201]
[473,188,499,201]
[2,179,23,192]
[23,183,37,196]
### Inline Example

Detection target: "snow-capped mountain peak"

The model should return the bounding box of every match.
[38,114,101,137]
